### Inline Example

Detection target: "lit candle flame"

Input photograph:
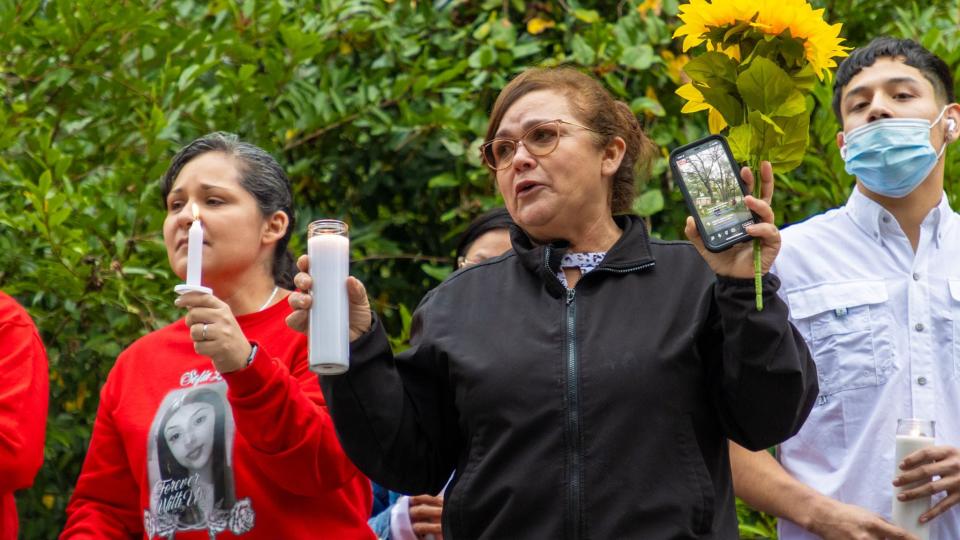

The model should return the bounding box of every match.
[192,202,200,221]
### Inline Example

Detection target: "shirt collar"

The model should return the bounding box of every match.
[845,187,885,245]
[846,186,953,248]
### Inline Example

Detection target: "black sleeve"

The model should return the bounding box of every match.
[319,297,460,496]
[703,273,818,451]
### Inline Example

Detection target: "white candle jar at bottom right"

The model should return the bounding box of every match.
[893,418,935,540]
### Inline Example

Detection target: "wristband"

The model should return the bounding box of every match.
[245,343,259,368]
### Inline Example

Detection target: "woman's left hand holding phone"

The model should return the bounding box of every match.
[176,292,252,373]
[684,160,782,279]
[286,254,373,341]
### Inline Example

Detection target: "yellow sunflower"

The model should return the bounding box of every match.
[673,0,847,79]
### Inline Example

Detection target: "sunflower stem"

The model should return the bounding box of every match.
[753,161,763,311]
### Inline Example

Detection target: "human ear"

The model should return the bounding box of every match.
[262,210,289,245]
[600,136,627,178]
[945,103,960,142]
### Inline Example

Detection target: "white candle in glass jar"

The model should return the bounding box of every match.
[307,220,350,374]
[892,419,935,540]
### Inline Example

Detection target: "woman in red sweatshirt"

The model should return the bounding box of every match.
[0,290,48,540]
[61,133,373,539]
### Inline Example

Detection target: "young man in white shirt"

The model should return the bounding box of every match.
[730,37,960,540]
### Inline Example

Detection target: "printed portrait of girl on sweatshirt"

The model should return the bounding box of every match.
[145,384,251,538]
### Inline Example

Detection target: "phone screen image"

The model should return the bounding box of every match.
[673,138,755,246]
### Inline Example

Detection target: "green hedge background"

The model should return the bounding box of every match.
[2,0,958,537]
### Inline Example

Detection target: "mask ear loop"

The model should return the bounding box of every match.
[930,106,949,129]
[931,106,952,159]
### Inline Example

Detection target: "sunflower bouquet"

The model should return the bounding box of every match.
[672,0,848,309]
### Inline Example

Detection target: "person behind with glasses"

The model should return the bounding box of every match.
[288,67,817,539]
[454,207,514,270]
[368,207,515,540]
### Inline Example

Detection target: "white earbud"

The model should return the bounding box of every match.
[948,118,957,132]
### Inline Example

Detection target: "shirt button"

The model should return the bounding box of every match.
[915,323,925,332]
[918,376,928,386]
[913,273,920,281]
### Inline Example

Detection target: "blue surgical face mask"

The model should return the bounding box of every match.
[841,107,949,198]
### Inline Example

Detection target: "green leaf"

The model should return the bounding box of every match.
[683,51,738,86]
[38,170,52,196]
[768,114,809,172]
[632,189,664,217]
[773,91,808,117]
[428,173,460,189]
[630,97,665,117]
[468,45,496,68]
[791,63,819,92]
[512,42,541,58]
[440,137,465,157]
[620,44,655,71]
[238,64,257,81]
[603,73,627,97]
[573,9,601,24]
[141,44,156,61]
[571,34,596,65]
[779,33,806,64]
[473,20,492,40]
[723,20,752,43]
[177,64,201,91]
[421,263,453,281]
[748,110,784,159]
[698,84,744,126]
[490,18,517,49]
[728,124,753,163]
[736,57,795,116]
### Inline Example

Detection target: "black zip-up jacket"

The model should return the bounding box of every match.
[321,215,817,539]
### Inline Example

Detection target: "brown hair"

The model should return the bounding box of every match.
[485,67,657,214]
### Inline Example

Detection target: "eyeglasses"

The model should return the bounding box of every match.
[480,119,600,171]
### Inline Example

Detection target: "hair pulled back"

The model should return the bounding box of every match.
[161,132,297,290]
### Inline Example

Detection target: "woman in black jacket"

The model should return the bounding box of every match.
[288,67,817,539]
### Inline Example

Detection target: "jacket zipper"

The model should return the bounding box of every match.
[547,248,655,540]
[593,261,656,275]
[565,286,581,540]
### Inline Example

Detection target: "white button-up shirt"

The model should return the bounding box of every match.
[773,187,960,540]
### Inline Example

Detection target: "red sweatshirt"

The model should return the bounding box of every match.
[0,292,48,540]
[62,299,373,539]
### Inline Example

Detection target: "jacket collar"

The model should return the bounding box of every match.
[510,214,657,297]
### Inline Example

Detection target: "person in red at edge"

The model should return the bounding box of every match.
[0,290,48,540]
[61,132,373,539]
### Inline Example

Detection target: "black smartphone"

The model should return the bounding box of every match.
[669,135,758,253]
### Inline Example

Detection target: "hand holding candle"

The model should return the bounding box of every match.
[174,203,213,295]
[893,418,934,540]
